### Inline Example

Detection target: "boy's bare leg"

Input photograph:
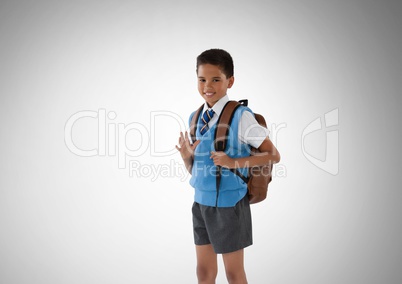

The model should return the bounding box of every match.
[195,244,218,284]
[222,249,248,284]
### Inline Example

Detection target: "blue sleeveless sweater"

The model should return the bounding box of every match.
[189,105,252,207]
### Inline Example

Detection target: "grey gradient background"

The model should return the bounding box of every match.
[1,0,401,283]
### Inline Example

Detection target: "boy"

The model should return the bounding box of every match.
[176,49,280,284]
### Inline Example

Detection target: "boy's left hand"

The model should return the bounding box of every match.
[210,151,235,168]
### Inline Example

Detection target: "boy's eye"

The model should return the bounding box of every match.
[198,78,220,83]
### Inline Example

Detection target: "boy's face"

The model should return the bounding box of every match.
[197,64,234,107]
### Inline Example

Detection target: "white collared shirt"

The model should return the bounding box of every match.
[202,95,270,148]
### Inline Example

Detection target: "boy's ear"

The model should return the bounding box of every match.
[228,76,235,88]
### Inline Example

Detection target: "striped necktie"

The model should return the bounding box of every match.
[200,108,215,135]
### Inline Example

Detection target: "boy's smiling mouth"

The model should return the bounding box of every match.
[204,92,215,97]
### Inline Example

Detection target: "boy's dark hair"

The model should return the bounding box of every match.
[196,49,234,78]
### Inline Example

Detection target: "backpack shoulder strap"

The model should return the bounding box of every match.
[214,100,242,151]
[189,104,204,143]
[214,100,250,197]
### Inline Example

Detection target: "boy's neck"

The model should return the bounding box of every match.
[205,94,228,109]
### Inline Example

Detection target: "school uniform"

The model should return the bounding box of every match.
[189,95,269,254]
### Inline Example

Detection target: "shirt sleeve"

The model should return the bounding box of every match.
[239,110,270,148]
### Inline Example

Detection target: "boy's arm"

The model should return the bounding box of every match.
[210,137,280,169]
[182,157,194,174]
[176,131,200,174]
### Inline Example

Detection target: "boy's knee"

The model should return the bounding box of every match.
[196,265,217,282]
[225,269,247,284]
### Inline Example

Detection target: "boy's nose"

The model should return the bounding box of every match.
[205,81,213,87]
[204,84,213,90]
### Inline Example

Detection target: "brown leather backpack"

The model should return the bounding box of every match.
[190,100,273,204]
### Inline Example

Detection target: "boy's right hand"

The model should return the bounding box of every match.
[175,131,200,160]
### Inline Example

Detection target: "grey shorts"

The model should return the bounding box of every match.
[192,194,253,254]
